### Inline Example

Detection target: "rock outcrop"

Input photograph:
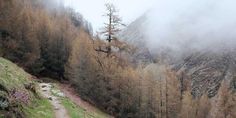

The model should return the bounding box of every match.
[174,50,236,97]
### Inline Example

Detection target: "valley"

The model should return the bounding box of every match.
[0,0,236,118]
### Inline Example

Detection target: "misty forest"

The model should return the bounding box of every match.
[0,0,236,118]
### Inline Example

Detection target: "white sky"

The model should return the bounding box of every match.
[63,0,156,31]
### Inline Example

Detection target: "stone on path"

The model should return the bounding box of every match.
[38,83,69,118]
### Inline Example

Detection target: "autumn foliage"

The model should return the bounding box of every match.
[0,0,236,118]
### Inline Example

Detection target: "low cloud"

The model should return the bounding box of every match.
[145,0,236,55]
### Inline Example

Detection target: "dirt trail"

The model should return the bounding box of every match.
[38,83,69,118]
[59,83,113,118]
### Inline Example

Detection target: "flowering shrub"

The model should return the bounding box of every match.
[9,89,30,105]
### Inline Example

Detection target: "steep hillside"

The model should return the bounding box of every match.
[121,13,236,98]
[1,0,235,117]
[0,57,54,118]
[119,14,153,65]
[0,0,92,79]
[0,57,111,118]
[175,50,236,97]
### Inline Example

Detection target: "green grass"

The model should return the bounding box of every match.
[51,83,109,118]
[0,57,31,91]
[23,98,54,118]
[0,58,55,118]
[61,97,85,118]
[0,58,110,118]
[50,83,86,118]
[61,97,109,118]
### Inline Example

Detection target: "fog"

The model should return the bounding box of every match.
[146,0,236,55]
[63,0,156,31]
[42,0,236,55]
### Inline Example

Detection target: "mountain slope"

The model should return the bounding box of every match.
[119,14,153,65]
[121,13,236,98]
[174,50,236,97]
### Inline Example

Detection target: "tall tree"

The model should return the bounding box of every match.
[99,3,125,55]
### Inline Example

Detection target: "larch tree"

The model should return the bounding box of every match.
[165,69,182,118]
[213,81,236,118]
[98,3,125,55]
[179,91,196,118]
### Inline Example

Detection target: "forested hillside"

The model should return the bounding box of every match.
[0,0,236,118]
[0,0,92,79]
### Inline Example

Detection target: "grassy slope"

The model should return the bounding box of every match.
[0,58,109,118]
[23,98,54,118]
[0,57,31,91]
[0,57,54,118]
